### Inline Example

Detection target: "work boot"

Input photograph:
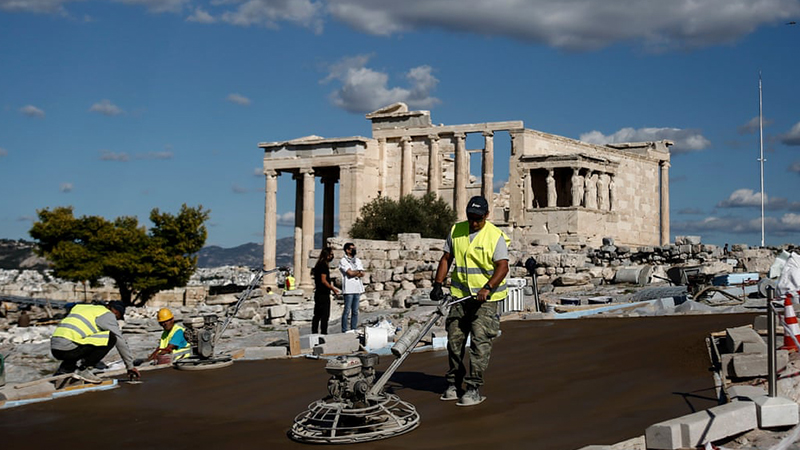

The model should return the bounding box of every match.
[75,368,103,384]
[456,388,485,407]
[440,384,458,401]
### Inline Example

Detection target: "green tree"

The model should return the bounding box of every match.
[30,204,209,307]
[349,193,457,240]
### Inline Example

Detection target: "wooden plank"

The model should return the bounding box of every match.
[287,327,301,356]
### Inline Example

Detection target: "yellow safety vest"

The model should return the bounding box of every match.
[159,324,192,360]
[449,221,510,302]
[52,304,111,347]
[286,276,296,290]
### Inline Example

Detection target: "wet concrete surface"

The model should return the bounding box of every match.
[1,313,757,450]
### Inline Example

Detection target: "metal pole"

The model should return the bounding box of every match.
[767,286,777,397]
[759,72,766,247]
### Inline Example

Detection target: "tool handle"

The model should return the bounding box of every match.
[368,295,470,397]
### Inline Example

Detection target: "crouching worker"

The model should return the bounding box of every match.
[146,308,192,365]
[50,301,140,383]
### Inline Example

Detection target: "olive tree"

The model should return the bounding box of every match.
[30,204,209,306]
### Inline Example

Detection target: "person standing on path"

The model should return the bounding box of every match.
[339,242,365,333]
[430,195,510,407]
[312,247,340,335]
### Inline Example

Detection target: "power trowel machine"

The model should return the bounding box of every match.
[173,267,280,371]
[289,294,470,444]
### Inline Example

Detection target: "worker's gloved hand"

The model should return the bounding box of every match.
[127,368,141,381]
[430,282,444,301]
[132,358,145,367]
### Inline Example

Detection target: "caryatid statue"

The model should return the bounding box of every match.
[584,170,597,209]
[571,168,583,207]
[546,169,556,207]
[597,173,609,211]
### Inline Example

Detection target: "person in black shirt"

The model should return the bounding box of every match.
[312,247,340,334]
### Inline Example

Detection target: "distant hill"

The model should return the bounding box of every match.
[0,239,50,271]
[1,234,324,271]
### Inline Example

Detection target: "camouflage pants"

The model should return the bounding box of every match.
[445,298,500,390]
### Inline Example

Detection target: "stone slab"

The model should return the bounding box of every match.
[646,401,757,449]
[754,395,800,428]
[312,332,360,355]
[726,326,766,353]
[732,350,788,378]
[236,346,288,360]
[727,385,767,401]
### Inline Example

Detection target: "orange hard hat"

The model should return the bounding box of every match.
[157,308,174,322]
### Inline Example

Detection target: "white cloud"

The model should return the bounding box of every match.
[790,161,800,174]
[326,0,800,51]
[277,211,295,227]
[718,189,763,208]
[226,93,252,106]
[187,7,216,23]
[100,150,130,161]
[0,147,7,157]
[99,150,173,161]
[112,0,188,14]
[220,0,323,32]
[135,151,173,160]
[89,99,124,116]
[324,54,440,113]
[0,0,77,14]
[20,105,45,118]
[738,116,773,135]
[59,182,73,193]
[717,188,800,211]
[780,122,800,146]
[254,167,264,176]
[232,184,250,194]
[579,127,710,154]
[674,213,800,236]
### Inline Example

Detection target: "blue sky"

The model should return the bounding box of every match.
[1,0,799,249]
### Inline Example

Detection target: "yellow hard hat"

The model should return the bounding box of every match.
[157,308,174,322]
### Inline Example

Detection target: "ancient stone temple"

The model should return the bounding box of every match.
[259,103,671,288]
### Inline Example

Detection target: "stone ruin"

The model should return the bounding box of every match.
[257,102,672,290]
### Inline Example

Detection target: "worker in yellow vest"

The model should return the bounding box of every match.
[430,195,509,407]
[285,272,296,290]
[146,308,192,364]
[51,301,140,383]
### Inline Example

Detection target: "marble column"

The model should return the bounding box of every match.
[523,170,533,210]
[300,168,315,290]
[263,169,278,287]
[378,138,387,195]
[292,172,303,288]
[454,133,467,219]
[482,131,494,215]
[401,136,413,197]
[660,161,671,245]
[427,135,440,196]
[322,175,336,247]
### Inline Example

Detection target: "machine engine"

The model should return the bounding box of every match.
[325,354,379,405]
[182,315,219,359]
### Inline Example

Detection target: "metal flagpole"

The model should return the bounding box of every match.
[759,72,765,247]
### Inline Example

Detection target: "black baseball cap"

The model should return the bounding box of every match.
[466,196,489,215]
[108,301,126,319]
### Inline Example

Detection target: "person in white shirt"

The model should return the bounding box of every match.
[338,242,365,332]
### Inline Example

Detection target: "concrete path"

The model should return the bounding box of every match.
[0,313,757,449]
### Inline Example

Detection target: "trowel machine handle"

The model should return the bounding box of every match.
[367,294,471,397]
[436,294,472,316]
